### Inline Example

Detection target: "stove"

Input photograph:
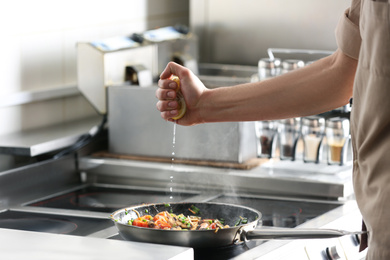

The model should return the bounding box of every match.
[102,189,341,260]
[0,150,357,259]
[208,194,340,228]
[26,185,199,213]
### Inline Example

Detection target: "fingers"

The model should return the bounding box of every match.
[156,99,178,111]
[160,61,183,79]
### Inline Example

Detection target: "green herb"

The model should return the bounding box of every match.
[241,218,248,224]
[145,209,149,213]
[142,219,147,222]
[164,203,170,207]
[219,218,225,224]
[208,220,212,224]
[190,205,200,214]
[234,219,241,226]
[125,210,128,215]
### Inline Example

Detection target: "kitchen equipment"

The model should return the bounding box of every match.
[301,116,325,163]
[77,37,155,114]
[255,121,277,158]
[108,86,257,163]
[326,117,350,165]
[258,58,281,80]
[277,118,301,160]
[281,59,305,74]
[77,26,198,115]
[110,202,364,248]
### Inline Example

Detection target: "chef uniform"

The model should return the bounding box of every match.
[335,0,390,259]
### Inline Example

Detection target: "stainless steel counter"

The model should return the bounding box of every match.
[0,116,102,156]
[0,228,193,260]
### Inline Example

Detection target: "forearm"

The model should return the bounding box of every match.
[200,50,357,123]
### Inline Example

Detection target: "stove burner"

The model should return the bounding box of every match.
[0,218,77,234]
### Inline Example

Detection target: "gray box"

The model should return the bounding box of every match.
[108,86,257,163]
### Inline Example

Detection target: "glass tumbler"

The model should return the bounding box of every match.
[255,120,276,158]
[301,116,325,163]
[277,118,301,160]
[326,117,350,165]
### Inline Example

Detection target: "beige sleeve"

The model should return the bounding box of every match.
[335,8,361,60]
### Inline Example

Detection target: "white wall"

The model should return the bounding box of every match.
[0,0,189,136]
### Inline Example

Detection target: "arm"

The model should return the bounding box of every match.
[156,49,357,125]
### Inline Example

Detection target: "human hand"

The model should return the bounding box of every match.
[156,62,207,125]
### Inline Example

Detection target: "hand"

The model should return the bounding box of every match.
[156,62,207,126]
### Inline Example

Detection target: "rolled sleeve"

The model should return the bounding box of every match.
[335,8,361,60]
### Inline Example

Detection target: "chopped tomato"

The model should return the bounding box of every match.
[209,222,217,229]
[132,215,153,228]
[153,213,171,229]
[153,212,168,221]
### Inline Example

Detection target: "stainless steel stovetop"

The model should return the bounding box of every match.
[0,181,342,260]
[0,154,360,259]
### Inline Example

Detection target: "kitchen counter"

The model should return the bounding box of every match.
[0,228,193,260]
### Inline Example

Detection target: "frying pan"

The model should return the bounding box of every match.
[110,202,364,248]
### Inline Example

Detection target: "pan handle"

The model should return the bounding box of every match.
[241,227,366,241]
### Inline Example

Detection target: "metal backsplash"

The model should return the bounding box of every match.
[190,0,350,65]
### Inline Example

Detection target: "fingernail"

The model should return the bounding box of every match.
[167,91,174,98]
[169,82,176,89]
[168,101,176,108]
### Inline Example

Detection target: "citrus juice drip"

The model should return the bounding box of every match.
[169,121,177,200]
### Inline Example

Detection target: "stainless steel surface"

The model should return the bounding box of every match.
[108,86,257,163]
[79,157,354,199]
[0,154,359,259]
[151,35,199,76]
[243,227,364,240]
[0,228,194,260]
[267,48,334,61]
[233,201,364,260]
[77,42,155,114]
[0,116,102,156]
[0,155,79,209]
[0,85,79,108]
[190,0,349,65]
[198,63,258,88]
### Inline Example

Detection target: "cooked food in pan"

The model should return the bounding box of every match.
[118,205,248,231]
